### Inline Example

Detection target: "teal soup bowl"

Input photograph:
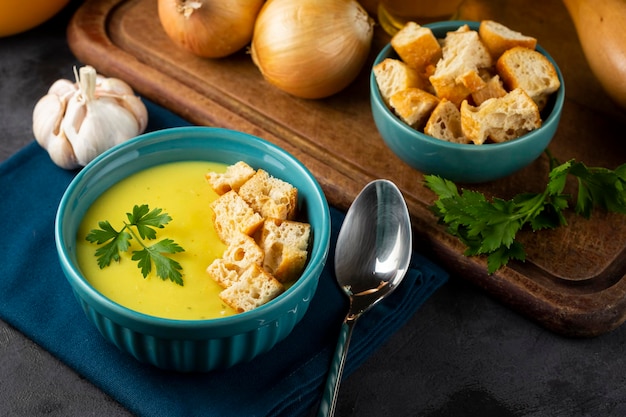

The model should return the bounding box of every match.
[55,126,331,372]
[370,21,565,183]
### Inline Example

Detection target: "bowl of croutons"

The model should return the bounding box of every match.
[371,20,565,183]
[55,126,331,372]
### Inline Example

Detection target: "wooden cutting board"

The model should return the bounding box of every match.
[67,0,626,337]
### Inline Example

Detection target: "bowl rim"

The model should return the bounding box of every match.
[370,20,565,152]
[55,126,331,330]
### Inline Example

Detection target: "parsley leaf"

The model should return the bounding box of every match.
[425,154,626,274]
[127,205,172,240]
[86,204,185,285]
[132,239,184,286]
[86,221,132,268]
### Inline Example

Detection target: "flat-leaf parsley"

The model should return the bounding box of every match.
[86,204,185,285]
[425,154,626,274]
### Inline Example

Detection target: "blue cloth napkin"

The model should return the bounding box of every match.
[0,101,448,417]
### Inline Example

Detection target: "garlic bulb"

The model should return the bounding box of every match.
[250,0,375,99]
[33,66,148,170]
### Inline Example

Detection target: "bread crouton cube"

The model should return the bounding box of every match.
[457,70,487,93]
[238,169,298,220]
[207,258,240,289]
[496,46,560,111]
[219,264,284,313]
[471,74,507,105]
[207,233,264,289]
[222,232,264,270]
[391,22,442,76]
[205,161,256,195]
[441,25,492,70]
[460,88,541,144]
[388,88,440,129]
[479,20,537,60]
[373,58,426,105]
[429,27,492,106]
[211,190,264,244]
[424,98,469,144]
[259,218,310,283]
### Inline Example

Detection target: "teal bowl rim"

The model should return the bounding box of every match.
[370,20,566,153]
[55,126,331,334]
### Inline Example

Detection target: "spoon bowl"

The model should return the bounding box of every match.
[335,180,412,315]
[317,179,412,416]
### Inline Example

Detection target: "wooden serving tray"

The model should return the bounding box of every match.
[67,0,626,337]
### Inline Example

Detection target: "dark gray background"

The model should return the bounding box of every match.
[2,2,626,416]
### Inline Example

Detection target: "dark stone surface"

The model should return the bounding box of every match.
[2,2,626,416]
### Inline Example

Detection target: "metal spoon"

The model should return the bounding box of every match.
[317,179,412,417]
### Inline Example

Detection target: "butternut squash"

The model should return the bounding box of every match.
[562,0,626,110]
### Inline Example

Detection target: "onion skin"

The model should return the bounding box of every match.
[250,0,375,99]
[158,0,264,58]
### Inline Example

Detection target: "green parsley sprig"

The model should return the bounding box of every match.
[86,204,185,285]
[425,154,626,274]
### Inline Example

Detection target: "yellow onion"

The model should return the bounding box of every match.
[250,0,375,99]
[158,0,264,58]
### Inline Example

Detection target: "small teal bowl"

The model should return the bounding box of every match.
[371,20,565,183]
[55,126,331,372]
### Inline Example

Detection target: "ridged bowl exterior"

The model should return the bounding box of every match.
[370,21,565,183]
[56,127,330,372]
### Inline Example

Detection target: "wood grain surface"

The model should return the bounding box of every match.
[66,0,626,336]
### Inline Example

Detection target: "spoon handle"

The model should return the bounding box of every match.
[317,318,357,417]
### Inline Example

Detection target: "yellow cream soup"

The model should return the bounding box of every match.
[76,161,237,320]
